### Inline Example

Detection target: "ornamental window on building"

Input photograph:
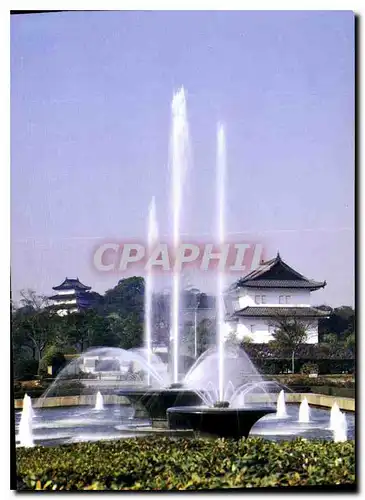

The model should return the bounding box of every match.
[254,295,266,305]
[279,295,291,304]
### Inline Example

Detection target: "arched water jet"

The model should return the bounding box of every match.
[35,347,167,408]
[184,345,262,398]
[230,381,283,408]
[223,380,236,402]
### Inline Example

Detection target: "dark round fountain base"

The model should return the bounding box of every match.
[167,406,276,439]
[117,388,203,422]
[213,400,230,408]
[168,383,185,389]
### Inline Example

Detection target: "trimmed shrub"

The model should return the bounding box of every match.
[237,341,355,375]
[312,386,355,399]
[300,363,319,375]
[39,347,67,378]
[13,359,39,381]
[249,356,354,375]
[272,375,355,389]
[16,436,355,490]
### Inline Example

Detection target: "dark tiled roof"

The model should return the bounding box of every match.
[241,279,325,290]
[232,306,329,318]
[230,252,326,292]
[52,278,91,291]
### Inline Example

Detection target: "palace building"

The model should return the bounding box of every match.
[49,277,95,316]
[225,252,328,344]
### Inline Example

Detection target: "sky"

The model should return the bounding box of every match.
[11,10,354,306]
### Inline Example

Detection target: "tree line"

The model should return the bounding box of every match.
[11,276,355,379]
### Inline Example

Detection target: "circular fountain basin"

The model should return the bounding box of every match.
[116,388,203,425]
[167,405,276,439]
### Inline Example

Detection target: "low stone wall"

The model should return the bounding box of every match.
[242,392,355,412]
[14,392,355,413]
[286,393,355,412]
[15,394,132,409]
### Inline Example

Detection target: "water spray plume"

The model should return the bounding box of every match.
[216,123,226,402]
[145,197,159,385]
[18,394,34,447]
[298,398,311,423]
[170,87,190,383]
[276,390,287,417]
[94,391,104,411]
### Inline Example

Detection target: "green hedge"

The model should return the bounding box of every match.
[16,437,355,490]
[251,358,355,375]
[311,386,355,399]
[272,375,355,388]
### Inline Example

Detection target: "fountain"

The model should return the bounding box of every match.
[94,391,104,411]
[167,123,275,438]
[216,123,226,403]
[298,398,311,423]
[276,390,287,418]
[330,402,342,431]
[32,89,287,439]
[115,92,275,434]
[35,346,170,408]
[18,394,34,447]
[145,197,158,386]
[333,411,348,443]
[167,350,278,437]
[170,86,190,384]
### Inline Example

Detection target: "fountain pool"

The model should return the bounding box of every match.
[15,403,355,447]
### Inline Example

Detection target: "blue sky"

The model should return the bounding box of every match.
[11,10,354,306]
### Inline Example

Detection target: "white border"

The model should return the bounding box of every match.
[3,3,361,498]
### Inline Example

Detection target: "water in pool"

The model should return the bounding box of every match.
[15,403,355,447]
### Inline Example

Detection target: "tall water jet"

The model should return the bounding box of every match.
[333,411,348,442]
[94,391,104,411]
[145,197,159,385]
[298,397,310,423]
[18,394,34,447]
[276,390,287,417]
[216,123,227,402]
[330,402,342,431]
[170,87,190,383]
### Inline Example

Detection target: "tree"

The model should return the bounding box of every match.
[152,291,170,346]
[225,331,240,348]
[317,305,355,343]
[241,335,253,344]
[268,313,314,373]
[107,312,143,350]
[322,333,340,346]
[12,289,62,374]
[38,344,67,377]
[65,310,116,352]
[180,320,195,357]
[196,318,215,356]
[345,332,355,352]
[101,276,145,318]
